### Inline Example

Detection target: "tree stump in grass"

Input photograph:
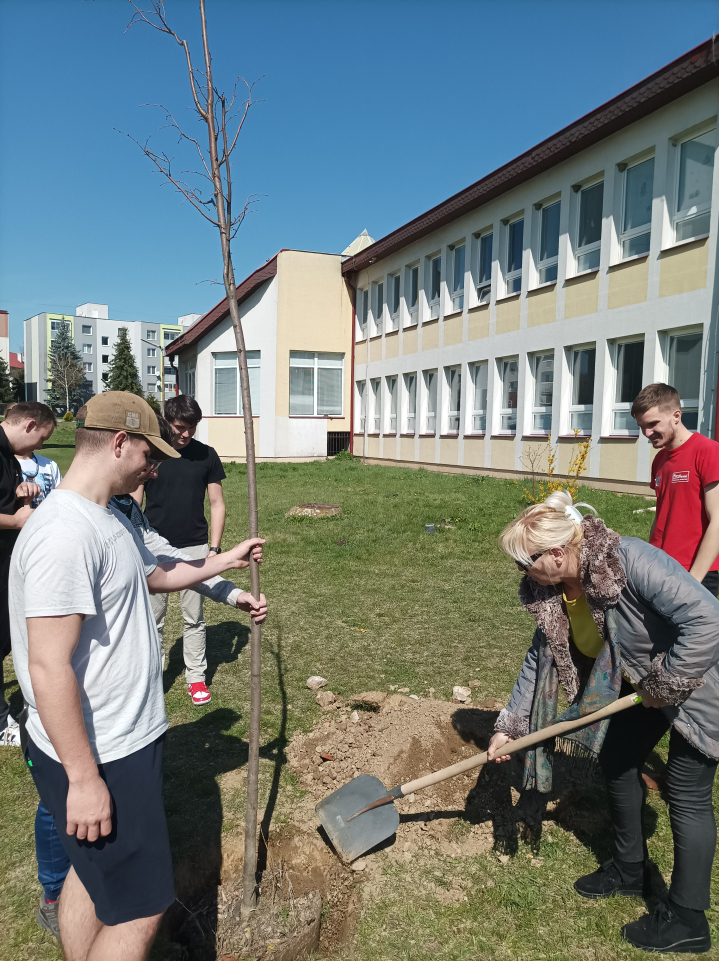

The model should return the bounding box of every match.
[285,504,341,519]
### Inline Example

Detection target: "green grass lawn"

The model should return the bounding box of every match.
[2,444,718,959]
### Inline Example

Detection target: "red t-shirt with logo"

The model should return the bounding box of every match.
[650,432,719,571]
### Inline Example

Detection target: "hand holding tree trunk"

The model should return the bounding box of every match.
[127,0,263,916]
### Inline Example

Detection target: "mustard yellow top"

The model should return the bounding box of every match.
[563,591,603,658]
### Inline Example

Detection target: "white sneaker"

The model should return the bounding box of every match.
[0,724,21,747]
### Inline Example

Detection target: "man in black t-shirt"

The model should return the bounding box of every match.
[140,396,226,705]
[0,402,56,745]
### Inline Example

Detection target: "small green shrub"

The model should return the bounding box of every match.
[62,411,74,422]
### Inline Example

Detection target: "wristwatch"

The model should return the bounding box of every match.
[209,546,221,554]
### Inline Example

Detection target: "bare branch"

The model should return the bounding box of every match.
[195,278,222,286]
[140,101,214,181]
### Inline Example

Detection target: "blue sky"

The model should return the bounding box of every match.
[1,0,717,351]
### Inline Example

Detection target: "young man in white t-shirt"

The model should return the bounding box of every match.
[9,392,264,961]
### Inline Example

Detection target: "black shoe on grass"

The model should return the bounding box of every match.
[622,901,711,954]
[574,859,646,900]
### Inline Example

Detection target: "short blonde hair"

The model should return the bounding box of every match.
[499,490,585,567]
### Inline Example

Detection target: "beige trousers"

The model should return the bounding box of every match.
[151,542,209,684]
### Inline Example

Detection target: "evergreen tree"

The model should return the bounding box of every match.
[105,327,143,395]
[47,322,84,413]
[0,357,15,404]
[144,391,162,414]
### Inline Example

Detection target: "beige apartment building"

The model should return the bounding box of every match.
[344,39,719,494]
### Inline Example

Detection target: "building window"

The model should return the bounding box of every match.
[499,358,518,432]
[102,355,109,364]
[372,283,383,335]
[612,340,644,432]
[370,378,381,432]
[82,343,92,354]
[471,363,488,432]
[101,372,108,383]
[406,265,419,324]
[184,364,196,398]
[356,381,366,432]
[83,362,93,373]
[477,232,493,304]
[389,275,400,330]
[427,255,441,319]
[450,244,465,311]
[576,181,603,272]
[147,365,157,375]
[569,347,596,433]
[445,366,461,433]
[621,158,654,258]
[164,329,178,344]
[505,219,523,294]
[357,288,368,338]
[214,350,260,415]
[538,202,560,283]
[531,353,554,433]
[50,320,68,341]
[423,370,437,433]
[146,329,157,340]
[101,336,109,346]
[81,324,92,335]
[674,129,715,242]
[404,372,416,433]
[289,351,343,417]
[147,347,156,357]
[386,376,398,432]
[668,331,702,430]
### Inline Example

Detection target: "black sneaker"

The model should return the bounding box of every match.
[622,901,711,953]
[574,859,646,899]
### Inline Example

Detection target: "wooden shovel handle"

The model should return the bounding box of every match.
[400,691,641,797]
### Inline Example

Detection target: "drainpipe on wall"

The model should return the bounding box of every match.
[347,277,357,455]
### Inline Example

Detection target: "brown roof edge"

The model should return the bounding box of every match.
[166,254,279,356]
[342,37,719,276]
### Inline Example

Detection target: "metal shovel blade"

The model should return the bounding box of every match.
[315,774,400,863]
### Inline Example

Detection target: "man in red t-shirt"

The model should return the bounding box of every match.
[632,383,719,596]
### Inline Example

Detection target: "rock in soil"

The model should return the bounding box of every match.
[306,676,328,691]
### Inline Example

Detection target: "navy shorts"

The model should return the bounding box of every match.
[26,735,175,925]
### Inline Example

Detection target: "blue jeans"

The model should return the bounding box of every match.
[35,802,70,902]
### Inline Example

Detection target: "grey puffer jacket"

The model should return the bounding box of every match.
[496,528,719,759]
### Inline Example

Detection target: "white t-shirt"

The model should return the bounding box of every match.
[9,489,167,764]
[16,453,62,507]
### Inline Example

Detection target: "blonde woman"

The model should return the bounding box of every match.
[488,490,719,955]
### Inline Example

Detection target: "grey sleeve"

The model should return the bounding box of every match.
[494,629,541,738]
[623,539,719,703]
[142,528,240,607]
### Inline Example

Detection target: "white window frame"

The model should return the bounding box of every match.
[575,180,604,273]
[476,231,493,304]
[672,124,717,244]
[146,329,157,341]
[370,378,381,433]
[101,336,109,346]
[147,347,156,357]
[449,243,465,311]
[470,362,488,433]
[406,265,419,325]
[530,352,554,434]
[389,274,400,330]
[82,343,92,354]
[609,338,644,435]
[147,365,157,375]
[537,202,560,284]
[568,345,596,435]
[81,324,93,335]
[289,351,343,417]
[184,363,196,398]
[355,381,366,432]
[372,282,383,335]
[504,217,523,295]
[662,327,703,431]
[444,366,461,434]
[619,157,654,260]
[427,254,441,319]
[83,362,93,373]
[498,357,519,434]
[214,350,261,416]
[357,288,369,339]
[101,355,109,365]
[386,375,398,433]
[423,369,437,434]
[403,372,417,434]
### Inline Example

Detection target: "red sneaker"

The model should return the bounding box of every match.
[188,682,212,706]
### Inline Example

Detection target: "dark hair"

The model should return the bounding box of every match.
[631,383,681,418]
[155,414,173,446]
[4,402,56,427]
[164,394,202,426]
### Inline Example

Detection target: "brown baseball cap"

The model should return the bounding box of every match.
[78,392,179,459]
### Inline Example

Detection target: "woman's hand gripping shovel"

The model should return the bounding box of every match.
[316,691,642,862]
